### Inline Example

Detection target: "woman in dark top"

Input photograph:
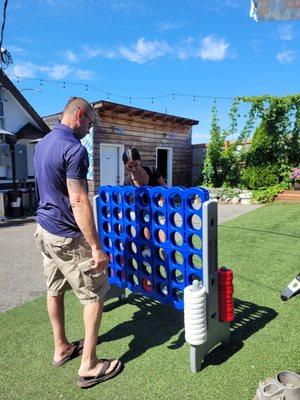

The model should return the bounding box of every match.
[122,148,166,187]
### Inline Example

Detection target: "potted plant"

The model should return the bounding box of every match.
[290,167,300,190]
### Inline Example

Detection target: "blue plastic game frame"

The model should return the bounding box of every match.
[96,185,209,310]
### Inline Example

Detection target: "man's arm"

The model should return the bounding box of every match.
[67,178,108,272]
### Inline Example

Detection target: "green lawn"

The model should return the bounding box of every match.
[1,203,299,400]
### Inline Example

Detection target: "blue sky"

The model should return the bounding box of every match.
[4,0,300,143]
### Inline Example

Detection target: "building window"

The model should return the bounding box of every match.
[0,87,4,130]
[0,143,11,179]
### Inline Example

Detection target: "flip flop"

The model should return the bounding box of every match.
[74,339,84,355]
[77,359,123,388]
[52,340,84,367]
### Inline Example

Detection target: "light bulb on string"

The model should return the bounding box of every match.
[6,73,235,106]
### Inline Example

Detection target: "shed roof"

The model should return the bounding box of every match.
[93,100,199,126]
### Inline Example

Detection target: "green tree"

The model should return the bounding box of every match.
[286,100,300,166]
[202,101,226,186]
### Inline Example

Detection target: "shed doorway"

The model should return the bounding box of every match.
[156,147,173,186]
[100,144,124,186]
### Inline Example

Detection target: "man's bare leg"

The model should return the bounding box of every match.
[78,299,119,377]
[47,294,73,362]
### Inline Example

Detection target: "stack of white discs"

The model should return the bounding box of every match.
[184,280,207,346]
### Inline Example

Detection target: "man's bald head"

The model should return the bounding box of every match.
[60,97,95,139]
[62,97,93,117]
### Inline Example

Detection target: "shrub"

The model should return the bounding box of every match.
[252,184,285,203]
[222,145,241,187]
[242,165,279,189]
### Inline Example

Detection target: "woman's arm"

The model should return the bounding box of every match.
[157,176,166,186]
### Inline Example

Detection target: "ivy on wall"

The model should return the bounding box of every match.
[202,94,300,189]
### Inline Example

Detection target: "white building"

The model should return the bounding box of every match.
[0,70,49,190]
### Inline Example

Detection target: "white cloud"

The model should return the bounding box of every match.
[276,50,295,64]
[176,37,196,60]
[84,39,173,62]
[9,62,72,79]
[75,69,95,80]
[40,64,72,79]
[83,46,117,59]
[8,60,97,82]
[199,35,230,61]
[118,37,171,64]
[65,50,78,62]
[278,24,293,41]
[83,35,232,64]
[157,21,183,32]
[10,62,38,78]
[177,35,231,61]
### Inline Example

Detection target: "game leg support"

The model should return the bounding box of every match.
[189,200,231,372]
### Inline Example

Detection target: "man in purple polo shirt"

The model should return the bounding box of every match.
[34,97,122,388]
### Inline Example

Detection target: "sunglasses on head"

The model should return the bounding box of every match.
[78,107,94,128]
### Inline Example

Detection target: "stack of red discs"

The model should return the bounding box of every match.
[218,267,234,322]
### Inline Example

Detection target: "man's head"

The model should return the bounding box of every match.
[61,97,94,139]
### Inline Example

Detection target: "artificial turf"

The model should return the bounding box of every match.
[0,203,299,400]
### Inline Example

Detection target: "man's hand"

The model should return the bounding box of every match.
[91,247,109,273]
[131,166,149,186]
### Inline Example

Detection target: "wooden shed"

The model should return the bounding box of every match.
[44,100,198,197]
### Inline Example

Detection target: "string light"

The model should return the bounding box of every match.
[40,79,43,90]
[8,74,235,103]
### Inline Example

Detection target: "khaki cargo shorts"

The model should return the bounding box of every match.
[34,224,110,305]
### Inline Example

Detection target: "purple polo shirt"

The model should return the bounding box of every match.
[33,123,89,238]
